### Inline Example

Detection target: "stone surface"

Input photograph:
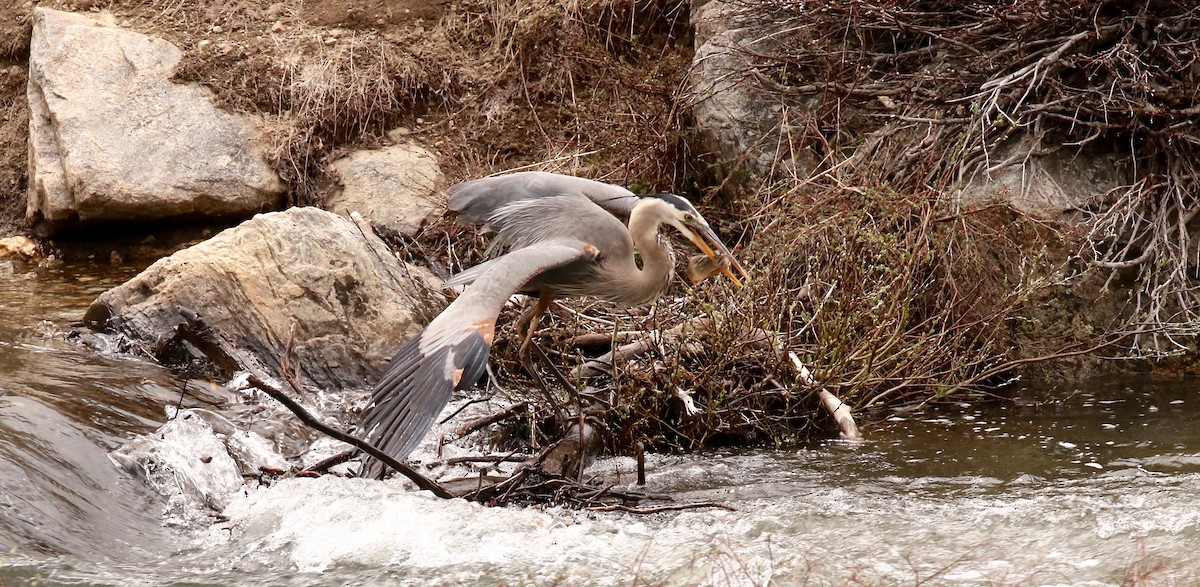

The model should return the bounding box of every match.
[0,236,41,260]
[85,207,443,390]
[326,143,443,237]
[688,1,812,198]
[26,8,285,236]
[957,137,1126,217]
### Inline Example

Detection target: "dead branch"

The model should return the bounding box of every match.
[587,502,738,514]
[171,309,455,499]
[531,415,605,479]
[789,352,863,442]
[565,331,642,348]
[303,449,357,474]
[571,316,714,379]
[450,402,528,438]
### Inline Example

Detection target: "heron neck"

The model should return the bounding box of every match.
[623,203,674,304]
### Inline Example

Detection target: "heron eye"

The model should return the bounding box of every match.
[683,213,695,222]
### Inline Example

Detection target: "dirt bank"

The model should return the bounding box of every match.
[0,0,695,237]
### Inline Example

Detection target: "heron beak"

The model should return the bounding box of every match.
[681,222,748,287]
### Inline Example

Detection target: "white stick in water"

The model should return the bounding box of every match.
[789,351,864,441]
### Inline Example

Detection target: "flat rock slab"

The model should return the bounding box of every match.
[327,144,444,237]
[26,8,285,236]
[86,207,441,391]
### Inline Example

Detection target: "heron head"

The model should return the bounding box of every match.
[647,193,748,286]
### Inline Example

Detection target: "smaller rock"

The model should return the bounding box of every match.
[0,236,43,261]
[326,144,444,237]
[271,20,285,33]
[210,24,223,33]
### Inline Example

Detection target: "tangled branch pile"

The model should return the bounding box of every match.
[538,0,1200,451]
[734,0,1200,354]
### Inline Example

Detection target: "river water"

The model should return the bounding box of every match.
[2,259,1199,586]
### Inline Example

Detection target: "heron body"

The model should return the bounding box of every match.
[359,171,745,478]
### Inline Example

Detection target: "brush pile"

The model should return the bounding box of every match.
[729,0,1200,354]
[524,0,1200,451]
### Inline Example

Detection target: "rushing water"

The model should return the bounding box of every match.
[2,259,1199,586]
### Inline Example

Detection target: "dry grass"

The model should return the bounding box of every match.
[0,60,28,236]
[724,0,1200,357]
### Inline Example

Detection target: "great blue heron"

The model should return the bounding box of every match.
[358,171,747,478]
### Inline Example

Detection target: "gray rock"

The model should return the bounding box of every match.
[26,8,285,236]
[85,207,443,390]
[326,143,444,237]
[957,136,1126,217]
[688,1,812,198]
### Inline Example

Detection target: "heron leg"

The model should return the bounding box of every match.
[517,291,568,423]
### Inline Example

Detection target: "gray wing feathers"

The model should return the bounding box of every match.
[486,195,629,252]
[358,240,597,478]
[448,171,639,223]
[441,259,494,289]
[442,195,632,289]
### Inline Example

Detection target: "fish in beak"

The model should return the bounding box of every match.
[679,221,748,287]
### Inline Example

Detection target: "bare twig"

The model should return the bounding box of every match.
[172,310,455,499]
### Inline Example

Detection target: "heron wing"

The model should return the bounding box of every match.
[359,239,599,478]
[441,258,493,289]
[448,171,639,223]
[442,194,634,289]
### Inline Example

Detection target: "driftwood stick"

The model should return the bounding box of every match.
[173,310,455,499]
[451,402,529,438]
[788,351,864,441]
[303,448,358,473]
[572,316,715,379]
[246,375,456,496]
[443,455,529,465]
[565,331,643,347]
[532,415,604,479]
[635,441,646,486]
[587,502,739,514]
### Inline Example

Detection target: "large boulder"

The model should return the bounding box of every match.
[26,8,285,236]
[85,207,442,390]
[326,143,443,237]
[688,1,812,198]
